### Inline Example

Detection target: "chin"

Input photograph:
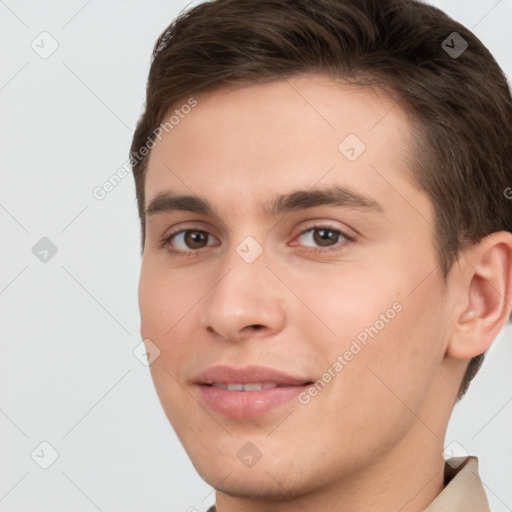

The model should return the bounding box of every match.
[200,470,302,501]
[192,451,329,502]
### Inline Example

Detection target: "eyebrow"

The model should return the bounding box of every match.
[145,185,384,219]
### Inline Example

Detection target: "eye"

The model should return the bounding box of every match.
[294,224,353,252]
[160,227,218,256]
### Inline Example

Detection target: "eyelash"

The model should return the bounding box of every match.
[159,223,355,258]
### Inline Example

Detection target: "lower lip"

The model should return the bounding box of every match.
[196,384,310,419]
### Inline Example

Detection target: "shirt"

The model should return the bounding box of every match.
[205,456,490,512]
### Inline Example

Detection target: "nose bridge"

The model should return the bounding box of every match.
[199,234,287,340]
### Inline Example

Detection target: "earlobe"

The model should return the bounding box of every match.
[447,232,512,360]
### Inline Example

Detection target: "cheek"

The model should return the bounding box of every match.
[290,264,403,349]
[138,261,191,339]
[138,263,206,393]
[138,264,193,427]
[287,279,446,465]
[294,259,447,403]
[138,261,160,338]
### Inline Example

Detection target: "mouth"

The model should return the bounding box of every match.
[209,382,294,391]
[193,365,314,419]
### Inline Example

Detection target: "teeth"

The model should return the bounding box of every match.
[211,383,278,391]
[242,383,263,391]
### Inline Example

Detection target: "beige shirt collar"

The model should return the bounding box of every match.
[424,456,490,512]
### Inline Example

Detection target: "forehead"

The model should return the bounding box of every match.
[144,75,422,217]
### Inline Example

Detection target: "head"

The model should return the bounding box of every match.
[131,0,512,505]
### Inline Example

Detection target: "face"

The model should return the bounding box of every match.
[138,75,455,501]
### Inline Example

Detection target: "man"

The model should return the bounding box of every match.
[130,0,512,510]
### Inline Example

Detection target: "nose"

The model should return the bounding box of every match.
[199,244,288,344]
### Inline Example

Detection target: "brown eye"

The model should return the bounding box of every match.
[164,229,217,253]
[297,226,348,249]
[313,228,340,247]
[182,230,209,249]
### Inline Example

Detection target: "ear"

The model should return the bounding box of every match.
[447,231,512,360]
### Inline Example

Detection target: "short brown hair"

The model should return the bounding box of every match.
[130,0,512,401]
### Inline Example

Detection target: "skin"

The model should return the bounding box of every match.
[138,74,512,512]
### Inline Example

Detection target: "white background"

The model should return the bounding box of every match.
[0,0,511,510]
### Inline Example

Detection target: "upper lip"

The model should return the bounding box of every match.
[194,365,312,386]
